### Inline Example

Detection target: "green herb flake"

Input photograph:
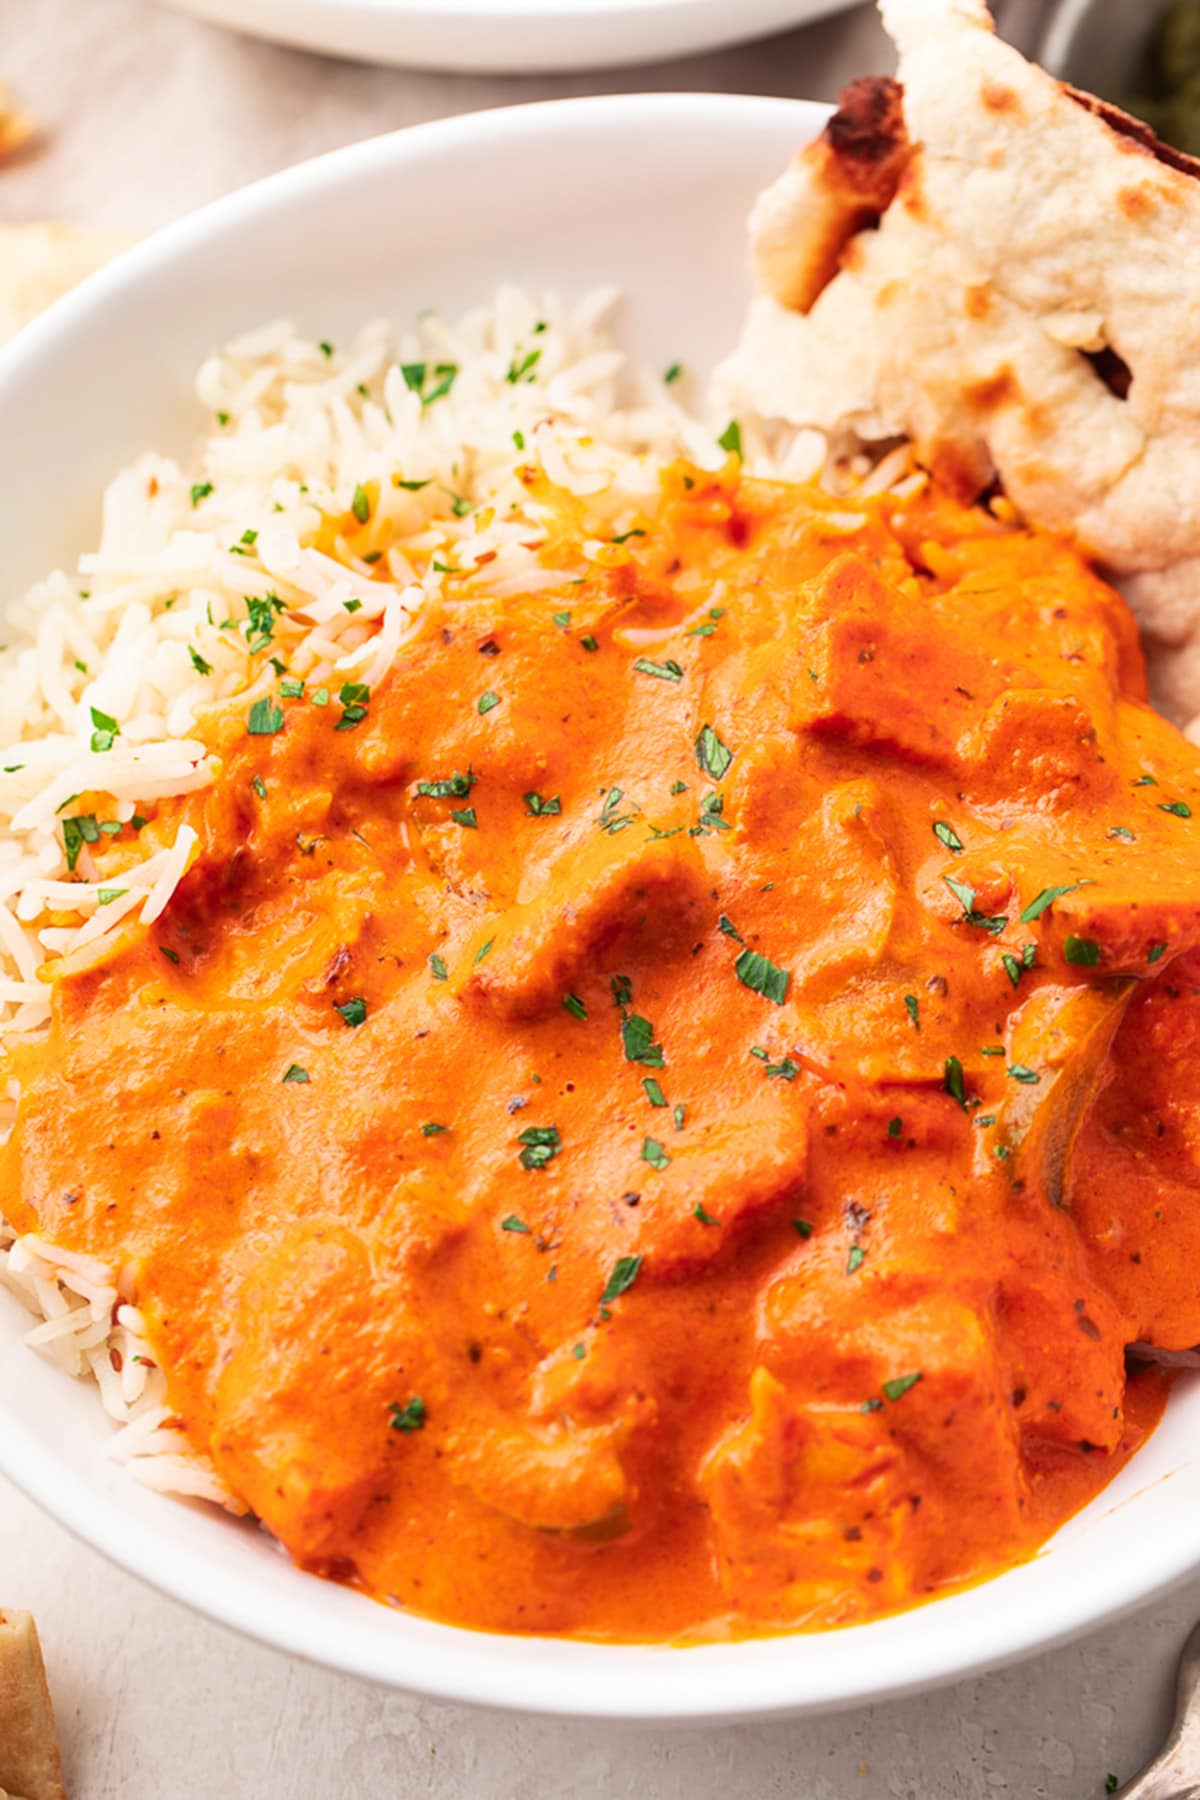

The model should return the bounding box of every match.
[887,1116,903,1139]
[633,657,683,682]
[847,1244,866,1274]
[882,1372,922,1403]
[247,698,284,736]
[282,1064,310,1084]
[673,1104,686,1132]
[517,1124,561,1171]
[933,820,964,853]
[474,938,494,965]
[622,1013,665,1068]
[96,887,127,906]
[1108,825,1135,841]
[944,1055,968,1109]
[477,691,501,717]
[717,419,743,458]
[904,994,920,1030]
[664,362,682,384]
[421,1122,450,1137]
[1159,799,1193,818]
[389,1396,426,1433]
[505,348,542,385]
[734,948,789,1006]
[335,996,367,1027]
[793,1219,813,1239]
[717,913,744,943]
[642,1077,667,1107]
[563,993,588,1022]
[190,481,213,507]
[693,1203,719,1225]
[1019,881,1090,924]
[943,874,1007,935]
[641,1137,671,1170]
[695,724,733,781]
[449,807,477,830]
[524,791,562,817]
[1064,935,1102,967]
[159,946,180,966]
[89,705,120,753]
[1148,943,1168,964]
[611,974,633,1008]
[348,482,371,525]
[580,634,599,652]
[1007,1063,1040,1084]
[601,1254,643,1303]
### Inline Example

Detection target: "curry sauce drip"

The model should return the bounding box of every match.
[5,464,1200,1640]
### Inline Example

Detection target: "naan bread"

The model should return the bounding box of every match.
[0,1611,64,1800]
[719,0,1200,721]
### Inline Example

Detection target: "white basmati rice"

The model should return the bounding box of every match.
[0,286,827,1506]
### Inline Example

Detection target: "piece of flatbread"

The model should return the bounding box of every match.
[0,222,123,347]
[719,0,1200,721]
[0,1611,65,1800]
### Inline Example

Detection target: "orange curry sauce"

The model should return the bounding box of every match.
[5,462,1200,1641]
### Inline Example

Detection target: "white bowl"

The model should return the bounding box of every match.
[1,93,1198,1722]
[164,0,859,74]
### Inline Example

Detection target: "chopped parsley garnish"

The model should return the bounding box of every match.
[477,690,500,715]
[1148,943,1168,964]
[887,1117,903,1139]
[1109,825,1135,841]
[343,599,362,614]
[664,362,682,384]
[501,1214,531,1233]
[691,791,729,837]
[335,996,367,1027]
[612,528,646,545]
[551,609,569,628]
[400,361,459,406]
[282,1065,310,1083]
[633,657,683,682]
[1159,799,1193,817]
[335,680,370,731]
[601,1254,643,1303]
[642,1077,667,1107]
[1002,943,1037,988]
[97,887,127,906]
[318,340,334,358]
[351,483,371,524]
[247,697,284,736]
[563,993,588,1021]
[933,820,964,853]
[1019,881,1089,924]
[669,779,688,794]
[882,1372,922,1402]
[524,791,562,816]
[89,705,119,753]
[190,481,213,507]
[474,938,494,965]
[641,1137,671,1170]
[847,1244,865,1274]
[416,769,476,800]
[1007,1063,1039,1084]
[395,477,432,491]
[611,974,633,1008]
[793,1219,813,1239]
[1064,935,1101,966]
[517,1124,561,1171]
[943,875,1007,935]
[718,914,744,943]
[1134,775,1158,787]
[693,1203,719,1225]
[673,1104,686,1131]
[734,948,790,1006]
[766,1057,799,1080]
[450,807,477,829]
[184,645,213,678]
[505,348,542,384]
[622,1013,665,1067]
[598,787,640,835]
[159,946,180,966]
[695,724,732,781]
[943,1055,968,1109]
[421,1122,449,1136]
[580,634,599,652]
[62,813,100,872]
[429,953,448,981]
[389,1396,426,1432]
[717,419,743,458]
[904,994,920,1029]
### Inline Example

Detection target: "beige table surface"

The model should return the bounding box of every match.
[1,2,1198,1796]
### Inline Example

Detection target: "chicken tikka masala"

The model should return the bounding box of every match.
[5,459,1200,1640]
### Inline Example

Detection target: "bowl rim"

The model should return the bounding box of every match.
[3,90,1200,1722]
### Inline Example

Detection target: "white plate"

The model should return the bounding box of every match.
[165,0,859,74]
[1,92,1198,1723]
